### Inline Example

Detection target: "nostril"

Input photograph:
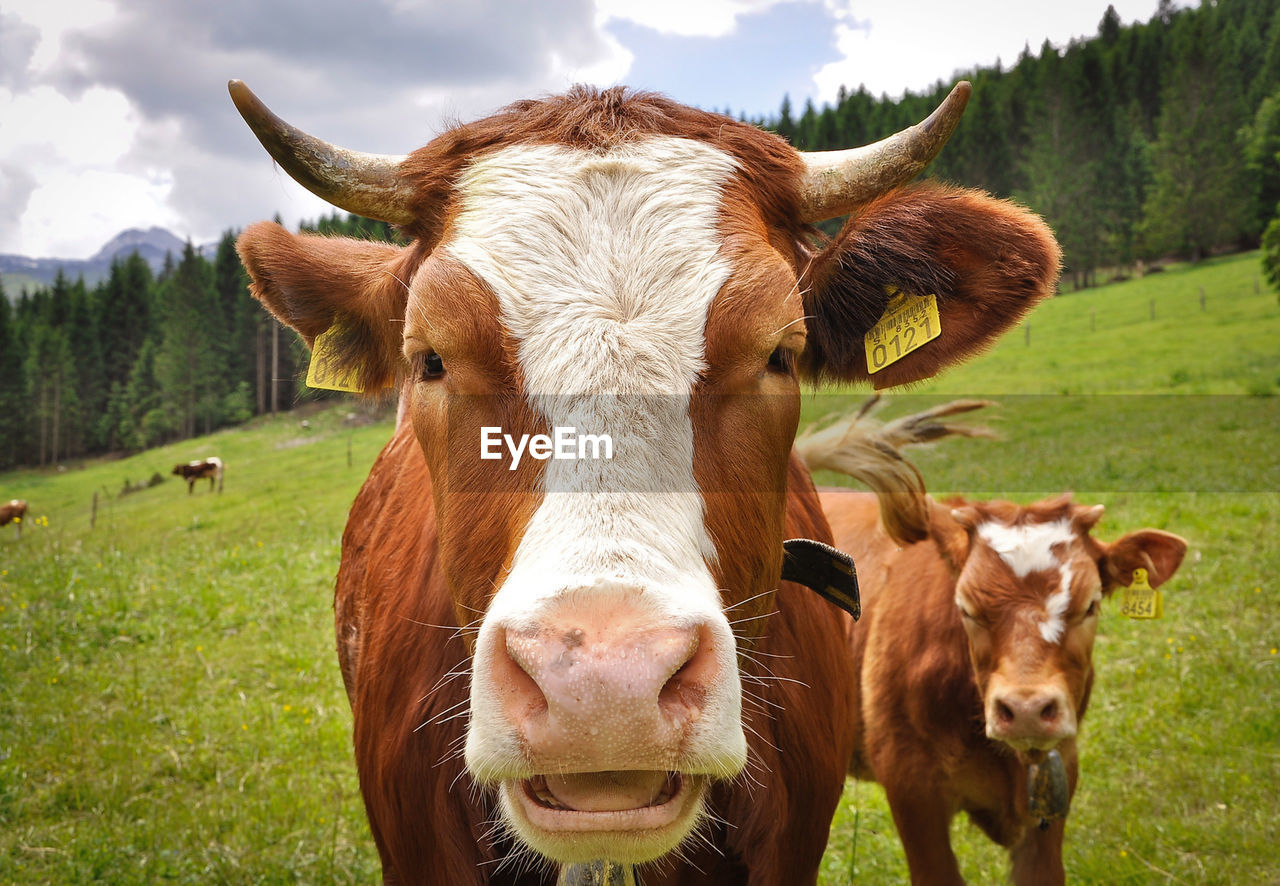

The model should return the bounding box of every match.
[1039,699,1059,724]
[496,629,548,718]
[658,627,715,719]
[995,700,1015,725]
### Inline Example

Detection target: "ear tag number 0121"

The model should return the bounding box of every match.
[1119,567,1163,619]
[865,286,942,376]
[306,326,363,393]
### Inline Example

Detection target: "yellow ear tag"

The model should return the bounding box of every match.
[306,326,363,393]
[865,285,942,375]
[1119,567,1163,619]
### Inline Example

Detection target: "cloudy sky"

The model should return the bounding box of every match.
[2,0,1168,260]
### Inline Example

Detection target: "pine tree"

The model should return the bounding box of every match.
[154,243,224,439]
[1244,85,1280,239]
[0,283,30,468]
[66,278,103,454]
[97,251,155,393]
[1141,8,1252,261]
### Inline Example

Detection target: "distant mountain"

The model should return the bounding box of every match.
[0,227,217,295]
[90,226,188,267]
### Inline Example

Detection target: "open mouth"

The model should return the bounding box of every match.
[508,771,703,833]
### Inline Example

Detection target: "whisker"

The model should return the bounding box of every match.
[727,609,780,627]
[769,314,815,338]
[722,588,776,613]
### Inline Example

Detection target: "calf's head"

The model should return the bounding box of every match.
[231,81,1059,864]
[938,497,1186,753]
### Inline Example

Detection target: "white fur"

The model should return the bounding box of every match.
[1039,563,1073,644]
[977,519,1074,578]
[448,139,745,779]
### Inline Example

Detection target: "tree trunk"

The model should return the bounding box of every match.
[37,381,47,467]
[51,372,61,468]
[271,320,279,416]
[256,322,266,415]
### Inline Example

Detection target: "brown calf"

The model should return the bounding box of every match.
[819,489,1185,885]
[172,457,224,494]
[1,499,28,535]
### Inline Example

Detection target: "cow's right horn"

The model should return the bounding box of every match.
[797,81,971,223]
[228,80,416,226]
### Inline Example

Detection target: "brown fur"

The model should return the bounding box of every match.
[233,86,1064,883]
[0,499,27,528]
[801,182,1061,387]
[821,491,1186,885]
[337,421,856,885]
[171,459,223,494]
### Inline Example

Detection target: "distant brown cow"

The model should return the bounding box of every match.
[818,488,1185,885]
[1,499,28,535]
[172,457,224,494]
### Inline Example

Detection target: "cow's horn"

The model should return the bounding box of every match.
[228,80,416,226]
[797,81,971,222]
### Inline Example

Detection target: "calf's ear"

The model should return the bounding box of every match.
[1100,530,1188,592]
[236,221,413,391]
[800,182,1060,387]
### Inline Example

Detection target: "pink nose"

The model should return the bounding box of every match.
[492,603,719,770]
[987,685,1075,747]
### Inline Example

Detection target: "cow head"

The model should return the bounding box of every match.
[231,81,1060,865]
[937,497,1186,754]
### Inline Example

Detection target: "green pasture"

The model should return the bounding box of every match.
[2,251,1277,884]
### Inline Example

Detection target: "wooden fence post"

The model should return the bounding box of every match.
[1200,286,1206,311]
[90,490,98,529]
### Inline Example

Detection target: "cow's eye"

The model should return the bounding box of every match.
[767,347,795,375]
[420,351,445,381]
[1083,599,1098,617]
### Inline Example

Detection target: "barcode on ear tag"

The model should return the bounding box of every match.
[865,286,942,374]
[306,326,363,393]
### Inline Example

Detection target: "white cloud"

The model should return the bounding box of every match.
[813,0,1165,102]
[5,0,113,72]
[596,0,786,38]
[21,168,180,259]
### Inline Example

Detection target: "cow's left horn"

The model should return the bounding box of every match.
[797,81,971,222]
[228,80,416,226]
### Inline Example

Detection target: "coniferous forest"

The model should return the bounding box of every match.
[2,0,1278,470]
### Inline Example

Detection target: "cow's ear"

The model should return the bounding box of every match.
[799,182,1060,387]
[236,221,413,391]
[929,500,974,575]
[1099,529,1188,593]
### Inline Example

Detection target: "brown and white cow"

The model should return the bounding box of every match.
[1,499,28,535]
[820,488,1186,885]
[172,457,224,494]
[229,80,1060,883]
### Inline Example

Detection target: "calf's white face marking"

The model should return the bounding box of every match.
[448,138,746,778]
[975,519,1077,645]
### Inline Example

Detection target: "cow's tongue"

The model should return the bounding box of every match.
[535,771,673,812]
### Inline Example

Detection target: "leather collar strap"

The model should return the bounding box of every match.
[781,538,861,620]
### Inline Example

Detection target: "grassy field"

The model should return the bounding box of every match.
[2,251,1277,884]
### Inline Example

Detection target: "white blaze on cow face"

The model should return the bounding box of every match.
[976,519,1073,579]
[975,519,1077,644]
[447,138,746,861]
